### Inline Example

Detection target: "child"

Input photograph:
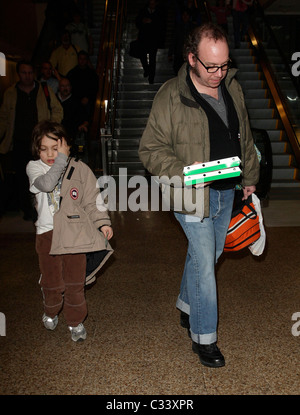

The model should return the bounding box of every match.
[26,120,113,342]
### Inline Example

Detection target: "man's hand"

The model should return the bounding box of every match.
[242,185,256,200]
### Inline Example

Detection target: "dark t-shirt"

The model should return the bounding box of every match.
[13,82,39,144]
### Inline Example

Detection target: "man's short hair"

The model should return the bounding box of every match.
[16,60,34,74]
[77,50,89,59]
[184,22,228,61]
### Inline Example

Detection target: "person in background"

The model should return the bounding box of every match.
[0,61,63,220]
[50,30,80,76]
[66,50,98,120]
[231,0,254,48]
[39,61,61,94]
[65,9,93,55]
[74,0,94,27]
[135,0,166,84]
[168,8,194,75]
[56,77,89,139]
[175,0,202,27]
[209,0,231,33]
[139,22,259,368]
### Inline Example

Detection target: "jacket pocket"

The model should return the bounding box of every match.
[61,212,95,248]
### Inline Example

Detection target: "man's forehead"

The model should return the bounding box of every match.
[198,36,228,48]
[198,38,229,58]
[19,65,34,72]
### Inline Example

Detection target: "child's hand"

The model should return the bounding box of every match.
[57,137,70,157]
[100,225,113,241]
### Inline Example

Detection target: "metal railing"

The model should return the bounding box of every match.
[89,0,127,176]
[248,0,300,165]
[197,0,300,167]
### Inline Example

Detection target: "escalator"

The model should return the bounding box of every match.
[88,0,299,201]
[109,0,175,177]
[203,0,300,199]
[248,3,300,195]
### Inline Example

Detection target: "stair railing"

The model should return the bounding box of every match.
[196,0,300,167]
[89,0,127,176]
[248,0,300,166]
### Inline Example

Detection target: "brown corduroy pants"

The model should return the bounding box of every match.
[36,230,87,327]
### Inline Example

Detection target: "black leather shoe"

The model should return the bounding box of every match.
[192,341,225,368]
[180,311,190,329]
[179,311,191,338]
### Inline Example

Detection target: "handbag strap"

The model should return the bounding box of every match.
[241,197,258,219]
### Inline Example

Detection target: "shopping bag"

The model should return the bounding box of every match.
[224,191,260,252]
[248,192,266,256]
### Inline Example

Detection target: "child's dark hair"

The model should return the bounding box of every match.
[31,120,72,160]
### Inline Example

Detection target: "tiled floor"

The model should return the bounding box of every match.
[1,189,300,395]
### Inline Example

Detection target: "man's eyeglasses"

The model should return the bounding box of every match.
[195,56,231,73]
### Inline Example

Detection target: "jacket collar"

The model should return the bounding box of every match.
[178,63,238,108]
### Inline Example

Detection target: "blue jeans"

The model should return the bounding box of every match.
[174,187,235,345]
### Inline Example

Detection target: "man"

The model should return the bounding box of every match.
[39,61,60,94]
[231,0,254,48]
[135,0,166,84]
[65,9,93,54]
[139,23,259,368]
[66,50,98,120]
[50,31,79,76]
[57,77,89,139]
[0,61,63,219]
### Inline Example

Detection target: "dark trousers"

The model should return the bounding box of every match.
[140,46,158,82]
[0,146,34,218]
[232,9,250,47]
[36,230,87,327]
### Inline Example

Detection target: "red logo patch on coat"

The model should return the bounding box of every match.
[70,187,79,200]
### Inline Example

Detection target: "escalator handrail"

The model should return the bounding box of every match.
[89,0,126,166]
[248,4,300,164]
[252,0,300,99]
[198,0,300,165]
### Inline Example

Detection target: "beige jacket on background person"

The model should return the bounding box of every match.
[0,82,63,154]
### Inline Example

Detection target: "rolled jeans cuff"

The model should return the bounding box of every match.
[176,296,217,345]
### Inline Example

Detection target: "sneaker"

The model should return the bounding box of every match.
[68,323,87,342]
[42,314,58,330]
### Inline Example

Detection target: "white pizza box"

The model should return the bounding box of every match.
[184,166,242,186]
[183,156,241,176]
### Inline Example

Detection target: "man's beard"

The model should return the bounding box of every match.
[190,64,201,80]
